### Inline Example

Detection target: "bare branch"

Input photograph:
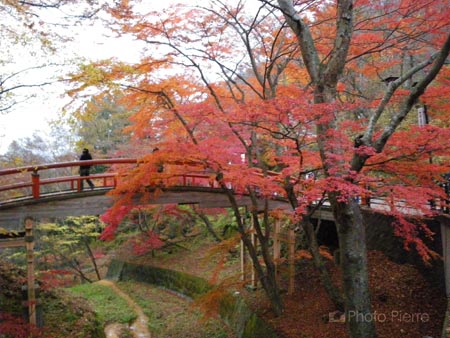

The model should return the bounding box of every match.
[374,33,450,151]
[276,0,320,83]
[365,53,440,142]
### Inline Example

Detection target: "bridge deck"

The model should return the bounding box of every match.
[0,186,292,229]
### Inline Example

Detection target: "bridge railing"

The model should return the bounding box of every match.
[1,159,448,215]
[0,159,223,203]
[0,158,137,201]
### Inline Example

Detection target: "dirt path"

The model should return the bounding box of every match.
[97,279,151,338]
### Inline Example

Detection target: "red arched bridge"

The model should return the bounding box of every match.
[2,157,450,226]
[0,158,293,229]
[2,158,450,297]
[1,158,450,229]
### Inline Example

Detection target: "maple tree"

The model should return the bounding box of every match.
[69,0,306,316]
[274,0,450,336]
[102,205,202,256]
[67,0,450,336]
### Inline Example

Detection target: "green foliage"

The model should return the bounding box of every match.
[213,209,245,239]
[38,216,103,251]
[120,261,212,298]
[109,261,278,338]
[68,283,137,325]
[36,216,105,281]
[41,290,106,338]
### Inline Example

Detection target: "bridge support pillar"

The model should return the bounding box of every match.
[240,239,245,281]
[25,217,37,326]
[250,227,257,289]
[441,218,450,297]
[239,225,258,289]
[272,221,295,294]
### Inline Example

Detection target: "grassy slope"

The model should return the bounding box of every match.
[68,283,137,325]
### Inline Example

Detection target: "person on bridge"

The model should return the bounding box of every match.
[79,148,95,190]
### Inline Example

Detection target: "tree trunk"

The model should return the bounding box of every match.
[249,207,283,315]
[196,210,222,242]
[330,196,376,337]
[240,229,284,316]
[221,182,284,316]
[84,238,101,281]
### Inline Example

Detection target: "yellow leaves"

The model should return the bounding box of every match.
[68,60,140,98]
[0,227,19,237]
[11,157,25,167]
[67,63,108,97]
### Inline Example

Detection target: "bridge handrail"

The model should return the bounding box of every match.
[0,158,138,176]
[0,173,120,193]
[0,159,138,200]
[0,158,222,201]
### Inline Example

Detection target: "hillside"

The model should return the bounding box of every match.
[127,238,446,338]
[0,236,446,338]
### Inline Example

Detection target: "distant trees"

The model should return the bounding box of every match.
[66,93,133,156]
[101,205,226,255]
[0,132,77,199]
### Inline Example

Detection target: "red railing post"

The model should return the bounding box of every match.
[77,177,82,192]
[31,172,40,199]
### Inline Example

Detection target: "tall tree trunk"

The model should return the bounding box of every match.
[330,196,376,337]
[220,181,284,316]
[277,0,376,335]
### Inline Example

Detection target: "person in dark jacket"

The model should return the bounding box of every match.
[79,148,95,190]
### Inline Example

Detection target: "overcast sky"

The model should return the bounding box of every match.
[0,0,218,154]
[0,0,261,155]
[0,6,146,154]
